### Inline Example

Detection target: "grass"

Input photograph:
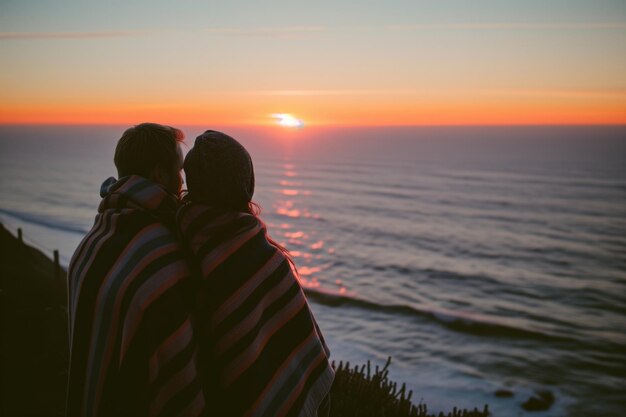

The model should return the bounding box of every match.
[330,357,489,417]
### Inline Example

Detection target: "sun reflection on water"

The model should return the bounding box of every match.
[269,160,351,297]
[310,240,324,250]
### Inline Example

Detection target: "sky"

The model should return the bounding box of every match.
[1,0,625,126]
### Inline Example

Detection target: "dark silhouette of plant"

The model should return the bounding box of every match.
[330,357,489,417]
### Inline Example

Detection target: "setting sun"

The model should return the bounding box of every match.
[271,113,304,128]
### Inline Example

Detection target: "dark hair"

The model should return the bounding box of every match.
[114,123,184,178]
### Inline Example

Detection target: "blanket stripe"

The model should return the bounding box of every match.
[177,203,333,417]
[67,176,205,417]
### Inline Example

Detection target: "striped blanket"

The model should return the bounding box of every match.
[67,176,205,417]
[177,202,334,417]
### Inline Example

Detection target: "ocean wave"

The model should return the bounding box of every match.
[303,287,571,343]
[0,208,89,236]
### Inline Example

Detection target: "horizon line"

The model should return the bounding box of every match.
[2,122,626,128]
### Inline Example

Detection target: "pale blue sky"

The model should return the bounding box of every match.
[2,1,626,31]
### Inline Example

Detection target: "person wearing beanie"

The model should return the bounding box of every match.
[177,130,334,417]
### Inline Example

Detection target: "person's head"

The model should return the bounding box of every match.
[185,129,297,273]
[183,130,255,211]
[114,123,185,194]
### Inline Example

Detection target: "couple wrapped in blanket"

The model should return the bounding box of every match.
[67,124,334,417]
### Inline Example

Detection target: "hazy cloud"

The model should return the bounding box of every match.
[2,22,623,41]
[201,26,328,38]
[232,89,626,98]
[381,22,626,31]
[0,30,152,40]
[0,26,328,41]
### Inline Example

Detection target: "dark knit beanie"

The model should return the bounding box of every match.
[184,130,255,210]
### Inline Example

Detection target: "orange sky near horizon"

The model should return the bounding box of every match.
[2,89,625,126]
[2,1,626,127]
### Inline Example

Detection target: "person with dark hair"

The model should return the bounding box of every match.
[67,123,205,417]
[177,130,334,417]
[113,123,186,194]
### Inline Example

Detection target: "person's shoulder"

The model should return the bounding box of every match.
[129,219,184,251]
[100,210,187,261]
[112,220,191,291]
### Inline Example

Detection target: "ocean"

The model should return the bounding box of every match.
[1,124,625,416]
